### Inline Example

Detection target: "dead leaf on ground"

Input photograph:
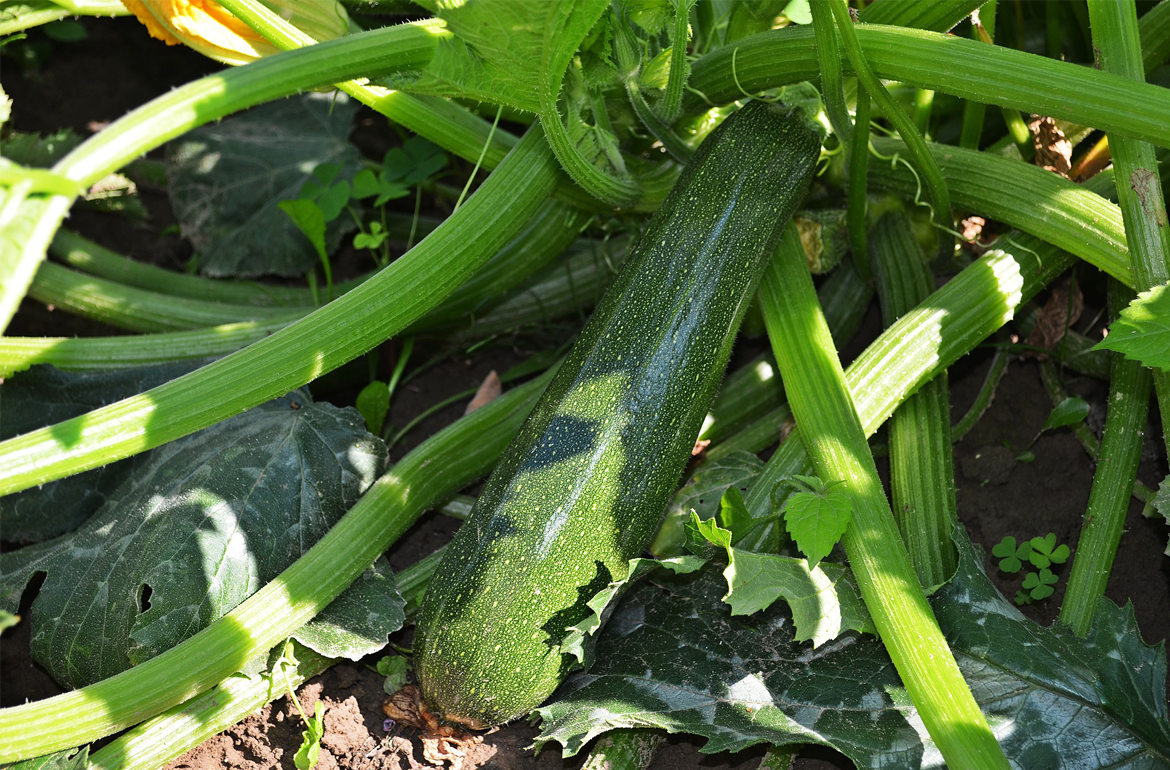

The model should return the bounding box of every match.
[1023,278,1084,358]
[383,685,483,770]
[464,371,502,415]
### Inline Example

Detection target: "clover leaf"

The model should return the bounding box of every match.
[991,535,1031,574]
[1021,568,1059,601]
[1027,533,1070,569]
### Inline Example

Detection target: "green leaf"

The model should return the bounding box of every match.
[352,221,388,251]
[0,610,16,633]
[1,747,88,770]
[691,514,873,647]
[382,137,448,186]
[299,163,351,222]
[279,199,328,264]
[294,701,326,770]
[0,393,387,688]
[991,535,1022,573]
[782,0,812,25]
[0,129,82,168]
[166,93,361,277]
[355,380,390,435]
[42,19,86,42]
[378,655,409,695]
[291,556,404,662]
[0,361,209,542]
[536,529,1170,767]
[1094,283,1170,372]
[1043,397,1092,432]
[780,477,852,568]
[653,450,765,557]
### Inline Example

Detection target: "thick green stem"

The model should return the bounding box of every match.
[0,125,561,496]
[759,225,1009,769]
[871,213,958,589]
[1088,0,1170,459]
[0,365,554,761]
[957,0,994,151]
[85,551,445,770]
[683,23,1170,150]
[826,1,951,229]
[0,20,446,335]
[847,92,871,278]
[810,0,852,147]
[1058,282,1152,637]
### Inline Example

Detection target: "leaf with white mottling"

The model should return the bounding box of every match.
[167,93,360,277]
[293,557,404,661]
[0,393,387,688]
[537,529,1170,768]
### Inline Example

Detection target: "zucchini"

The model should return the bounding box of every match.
[414,101,820,728]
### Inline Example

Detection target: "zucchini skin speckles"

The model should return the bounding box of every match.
[414,101,821,728]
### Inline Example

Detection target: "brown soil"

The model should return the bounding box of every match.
[3,14,1168,770]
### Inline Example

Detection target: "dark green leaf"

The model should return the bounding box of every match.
[652,450,764,557]
[1043,397,1091,432]
[0,361,209,542]
[0,129,82,167]
[537,530,1170,768]
[1094,283,1170,372]
[0,393,387,688]
[292,557,404,661]
[42,20,86,42]
[355,380,390,435]
[166,93,360,277]
[2,747,88,770]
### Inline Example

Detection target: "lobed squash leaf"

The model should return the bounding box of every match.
[0,391,391,688]
[166,93,360,277]
[536,528,1170,768]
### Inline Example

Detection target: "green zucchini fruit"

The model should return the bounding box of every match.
[414,101,821,728]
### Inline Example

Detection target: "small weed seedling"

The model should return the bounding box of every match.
[992,533,1070,605]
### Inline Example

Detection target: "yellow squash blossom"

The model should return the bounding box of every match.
[120,0,355,66]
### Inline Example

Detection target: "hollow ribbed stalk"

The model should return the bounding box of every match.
[682,24,1170,149]
[856,0,982,32]
[48,218,440,306]
[28,262,309,331]
[746,231,1068,519]
[847,92,871,277]
[85,551,446,770]
[0,0,127,35]
[871,213,958,589]
[759,225,1009,769]
[826,0,951,229]
[0,125,560,496]
[1088,0,1170,459]
[0,20,446,336]
[867,136,1133,286]
[1,227,625,377]
[958,1,994,150]
[1059,281,1153,637]
[810,0,852,147]
[0,366,555,761]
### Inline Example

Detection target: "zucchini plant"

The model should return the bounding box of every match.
[1,1,1169,769]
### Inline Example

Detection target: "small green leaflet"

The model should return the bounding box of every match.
[1043,397,1091,432]
[991,535,1030,573]
[295,702,326,770]
[1094,283,1170,372]
[537,528,1170,767]
[0,610,16,633]
[689,514,873,647]
[1027,532,1070,570]
[356,380,391,435]
[377,655,410,695]
[279,199,328,264]
[778,475,852,568]
[651,450,764,557]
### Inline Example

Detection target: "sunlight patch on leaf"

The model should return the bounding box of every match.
[1094,283,1170,372]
